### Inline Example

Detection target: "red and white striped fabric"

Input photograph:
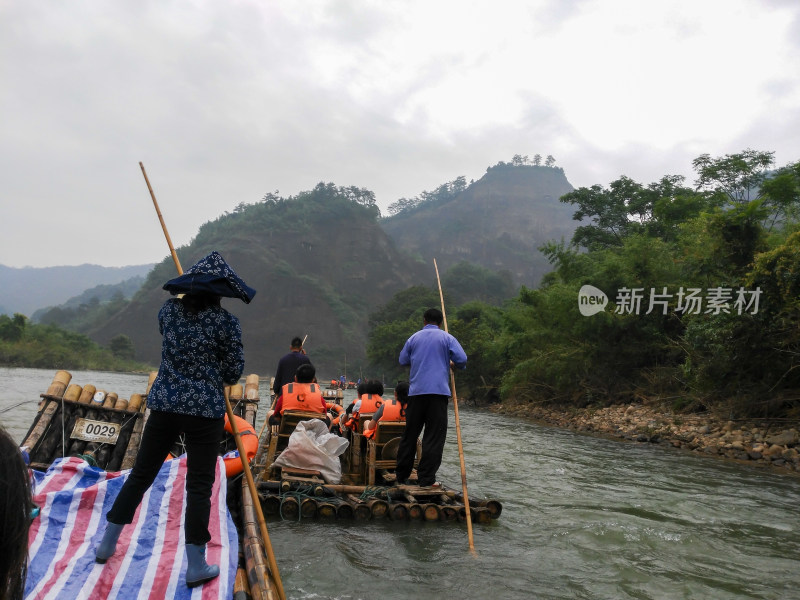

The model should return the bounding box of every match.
[25,456,238,600]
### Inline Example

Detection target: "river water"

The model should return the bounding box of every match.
[2,368,799,600]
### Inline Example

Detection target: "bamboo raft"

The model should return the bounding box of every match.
[20,370,279,600]
[252,396,503,524]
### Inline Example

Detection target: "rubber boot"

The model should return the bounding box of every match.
[185,543,220,588]
[95,522,124,564]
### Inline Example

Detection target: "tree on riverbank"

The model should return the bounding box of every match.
[366,149,800,419]
[0,313,151,371]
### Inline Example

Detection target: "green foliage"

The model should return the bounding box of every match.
[707,202,769,274]
[33,277,144,322]
[748,229,800,314]
[560,174,710,250]
[692,148,774,205]
[498,237,684,406]
[0,318,151,371]
[366,148,800,418]
[385,176,468,217]
[109,334,135,360]
[368,286,439,328]
[136,180,388,302]
[366,284,451,380]
[440,262,515,307]
[760,161,800,229]
[36,292,131,334]
[449,301,506,397]
[365,264,516,387]
[366,317,419,382]
[0,314,26,342]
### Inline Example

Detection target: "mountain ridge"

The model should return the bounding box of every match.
[0,263,154,317]
[2,164,580,375]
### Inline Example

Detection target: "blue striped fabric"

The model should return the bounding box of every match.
[25,456,237,600]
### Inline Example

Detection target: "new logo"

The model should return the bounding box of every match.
[578,285,608,316]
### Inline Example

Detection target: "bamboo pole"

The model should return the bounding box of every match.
[218,316,288,596]
[344,494,373,520]
[139,162,182,275]
[256,419,271,443]
[433,258,476,554]
[142,162,286,600]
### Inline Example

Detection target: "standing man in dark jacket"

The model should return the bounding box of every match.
[395,308,467,488]
[272,337,311,399]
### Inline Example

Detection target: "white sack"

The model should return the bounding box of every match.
[272,419,349,483]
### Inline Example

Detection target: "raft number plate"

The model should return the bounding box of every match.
[71,418,121,444]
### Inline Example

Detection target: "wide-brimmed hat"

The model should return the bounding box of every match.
[163,251,256,303]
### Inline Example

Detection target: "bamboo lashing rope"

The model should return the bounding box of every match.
[140,162,286,600]
[433,258,476,554]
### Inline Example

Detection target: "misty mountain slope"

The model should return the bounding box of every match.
[32,276,146,322]
[35,165,581,376]
[88,184,428,374]
[0,264,154,317]
[381,164,577,287]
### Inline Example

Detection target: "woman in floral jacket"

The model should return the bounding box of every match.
[95,251,255,588]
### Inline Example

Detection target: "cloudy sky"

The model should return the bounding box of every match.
[2,0,798,268]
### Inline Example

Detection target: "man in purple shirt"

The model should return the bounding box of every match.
[395,308,467,487]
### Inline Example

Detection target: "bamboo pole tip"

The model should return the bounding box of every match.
[46,370,72,397]
[229,384,244,400]
[52,370,72,384]
[63,384,83,402]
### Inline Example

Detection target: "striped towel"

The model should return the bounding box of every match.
[25,456,238,600]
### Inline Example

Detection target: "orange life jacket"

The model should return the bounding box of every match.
[364,397,405,439]
[345,394,383,431]
[358,394,383,414]
[280,382,325,414]
[381,396,405,421]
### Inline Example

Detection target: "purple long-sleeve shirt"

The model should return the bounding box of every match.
[399,324,467,396]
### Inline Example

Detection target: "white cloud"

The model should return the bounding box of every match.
[1,0,798,267]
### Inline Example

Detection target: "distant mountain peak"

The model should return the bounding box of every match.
[382,164,576,287]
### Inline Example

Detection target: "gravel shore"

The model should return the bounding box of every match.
[489,400,800,475]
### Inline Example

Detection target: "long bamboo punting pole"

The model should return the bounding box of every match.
[224,388,286,600]
[141,162,286,600]
[139,162,182,275]
[433,258,476,554]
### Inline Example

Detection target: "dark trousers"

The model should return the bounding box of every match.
[107,410,224,545]
[395,394,448,486]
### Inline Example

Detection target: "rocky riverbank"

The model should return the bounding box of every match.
[490,400,800,474]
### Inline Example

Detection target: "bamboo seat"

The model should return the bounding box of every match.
[365,420,420,486]
[346,412,376,472]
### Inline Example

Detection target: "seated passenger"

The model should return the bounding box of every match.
[344,379,384,432]
[364,381,408,440]
[333,380,367,436]
[268,364,328,425]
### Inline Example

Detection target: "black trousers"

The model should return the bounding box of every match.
[106,410,224,545]
[395,394,448,486]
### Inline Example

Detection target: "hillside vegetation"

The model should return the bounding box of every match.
[75,164,577,376]
[382,162,577,287]
[87,183,431,375]
[33,277,145,330]
[0,313,150,371]
[368,150,800,420]
[0,264,152,317]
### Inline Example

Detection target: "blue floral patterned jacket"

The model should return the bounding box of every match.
[146,298,244,418]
